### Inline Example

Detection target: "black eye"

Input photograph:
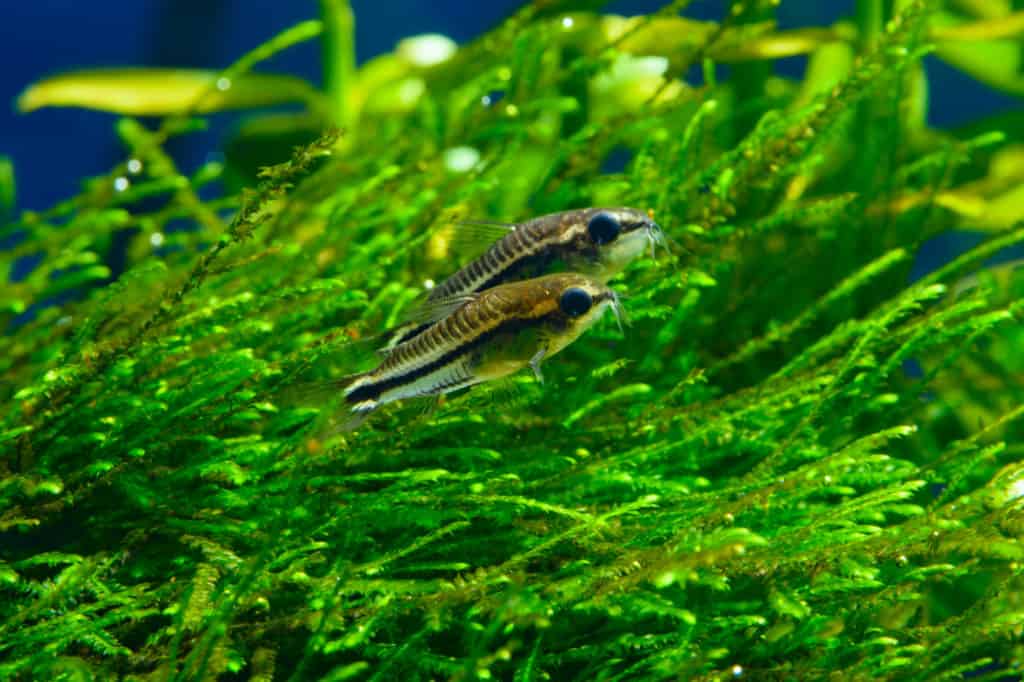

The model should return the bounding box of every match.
[587,212,621,245]
[559,287,593,317]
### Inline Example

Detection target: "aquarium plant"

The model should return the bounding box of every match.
[3,0,1024,679]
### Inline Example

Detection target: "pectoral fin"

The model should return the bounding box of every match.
[529,347,547,384]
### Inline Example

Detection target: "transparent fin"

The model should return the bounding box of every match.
[338,408,373,433]
[454,219,516,239]
[397,292,477,327]
[417,394,443,419]
[448,375,535,414]
[448,219,518,254]
[529,347,547,384]
[609,291,629,335]
[309,405,375,440]
[275,375,355,408]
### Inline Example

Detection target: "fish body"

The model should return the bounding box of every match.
[345,273,621,416]
[384,207,660,348]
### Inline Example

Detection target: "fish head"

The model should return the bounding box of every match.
[517,273,623,356]
[551,207,663,279]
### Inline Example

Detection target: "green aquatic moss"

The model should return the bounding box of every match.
[4,1,1024,679]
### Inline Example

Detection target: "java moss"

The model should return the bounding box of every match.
[4,0,1024,679]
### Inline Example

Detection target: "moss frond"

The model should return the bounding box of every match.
[4,1,1024,679]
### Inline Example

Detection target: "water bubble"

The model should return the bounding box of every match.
[423,278,436,290]
[150,232,165,247]
[561,16,574,29]
[481,90,504,107]
[126,158,143,175]
[732,664,743,677]
[216,77,231,91]
[113,177,130,192]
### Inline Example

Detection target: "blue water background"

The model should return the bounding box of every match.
[0,1,1018,282]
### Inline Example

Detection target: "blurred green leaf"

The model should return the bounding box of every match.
[18,68,325,116]
[933,11,1024,96]
[0,156,14,216]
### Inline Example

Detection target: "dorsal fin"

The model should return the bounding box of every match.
[448,219,518,254]
[397,292,477,327]
[373,292,480,352]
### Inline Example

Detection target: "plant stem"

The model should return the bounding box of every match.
[319,0,356,130]
[856,0,887,50]
[729,0,776,137]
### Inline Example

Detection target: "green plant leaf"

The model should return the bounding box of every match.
[17,68,325,115]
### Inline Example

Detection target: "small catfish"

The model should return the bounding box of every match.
[344,273,624,421]
[384,207,661,348]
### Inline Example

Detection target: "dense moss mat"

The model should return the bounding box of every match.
[4,1,1024,679]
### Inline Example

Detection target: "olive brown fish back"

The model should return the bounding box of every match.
[428,212,584,302]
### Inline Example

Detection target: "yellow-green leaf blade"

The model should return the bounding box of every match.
[18,68,323,116]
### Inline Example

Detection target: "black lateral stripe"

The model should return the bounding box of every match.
[434,227,553,299]
[475,249,560,293]
[470,231,568,296]
[394,240,561,347]
[346,314,555,404]
[390,221,592,348]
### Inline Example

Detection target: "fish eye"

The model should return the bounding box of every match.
[559,287,593,317]
[587,212,621,245]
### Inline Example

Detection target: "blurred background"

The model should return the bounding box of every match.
[0,1,1017,258]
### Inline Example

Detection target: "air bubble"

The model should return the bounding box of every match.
[481,90,504,107]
